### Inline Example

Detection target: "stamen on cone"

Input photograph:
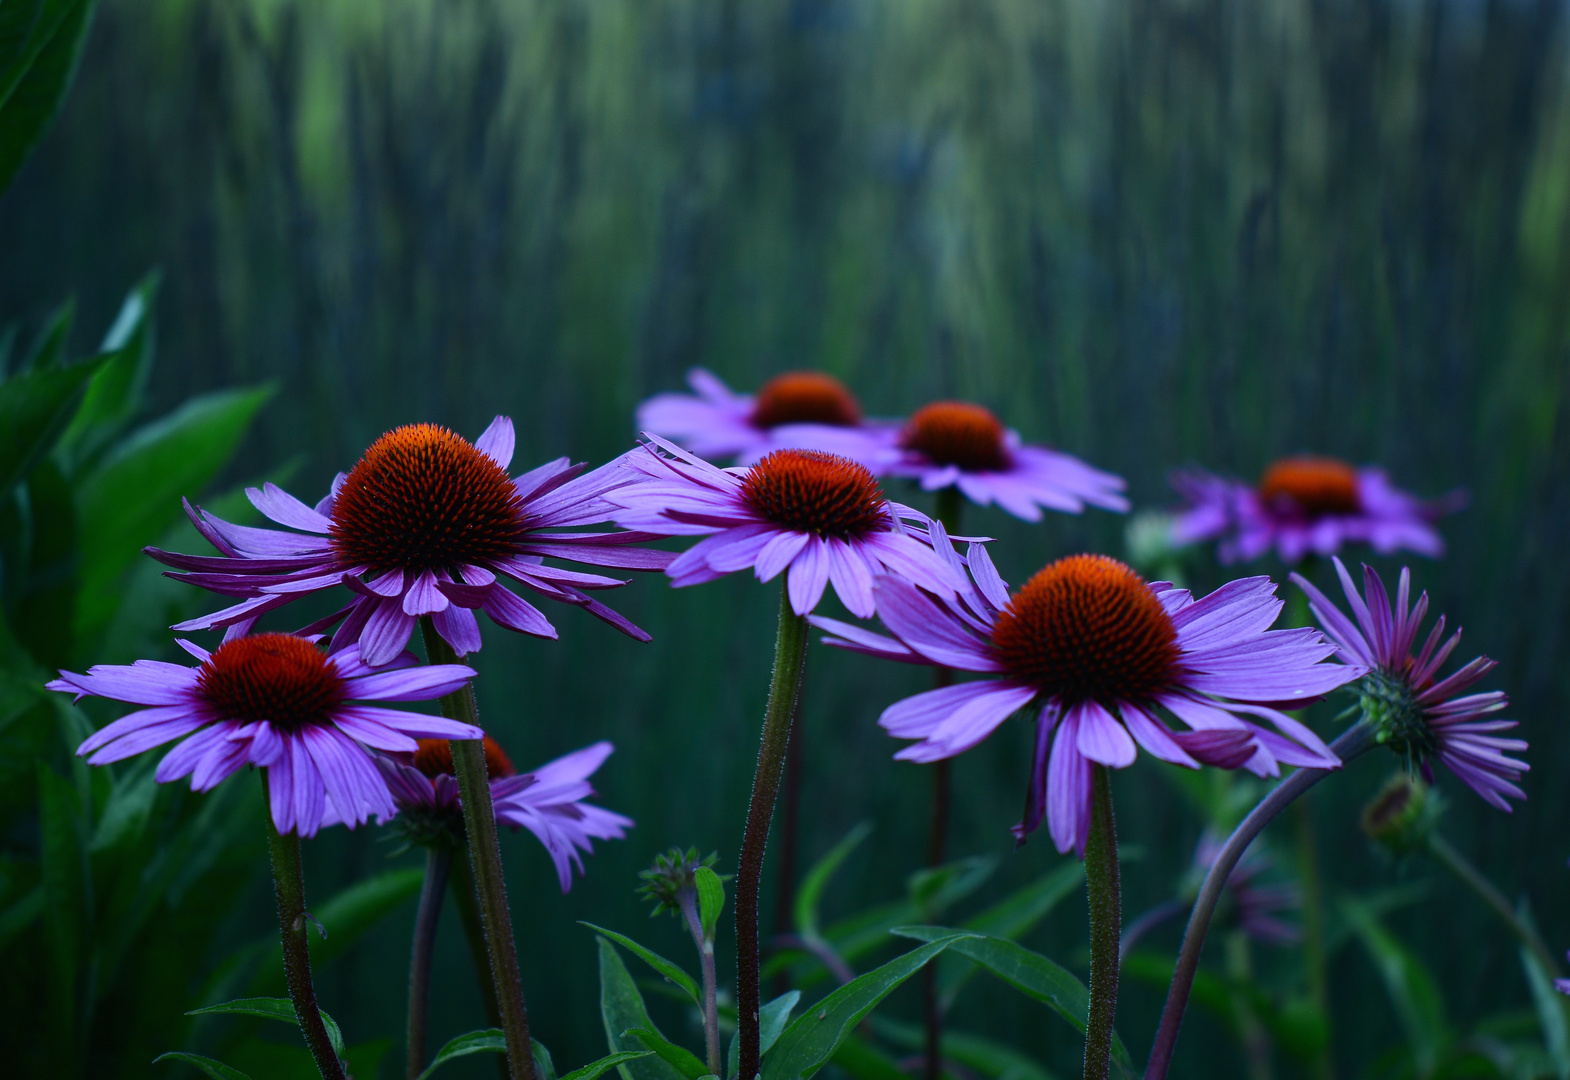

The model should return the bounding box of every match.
[195,634,347,732]
[900,401,1010,472]
[742,450,888,537]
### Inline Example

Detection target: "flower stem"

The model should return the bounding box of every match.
[772,652,808,977]
[1083,765,1121,1080]
[736,583,810,1080]
[678,889,723,1076]
[420,618,535,1080]
[1144,722,1374,1080]
[263,778,347,1080]
[1428,833,1560,978]
[450,849,510,1080]
[407,846,454,1080]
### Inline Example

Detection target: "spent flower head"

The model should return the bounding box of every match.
[1361,773,1441,858]
[636,847,722,917]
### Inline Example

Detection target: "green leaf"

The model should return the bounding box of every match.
[267,866,424,974]
[940,860,1083,1002]
[892,926,1134,1078]
[59,273,160,468]
[597,936,689,1080]
[560,1052,659,1080]
[795,821,872,938]
[1340,898,1447,1077]
[0,353,103,497]
[19,298,72,370]
[37,760,86,1060]
[0,0,97,195]
[74,384,273,643]
[728,991,800,1080]
[152,1052,253,1080]
[0,883,43,951]
[827,1036,909,1080]
[536,1037,559,1080]
[866,1019,1060,1080]
[185,997,347,1065]
[13,457,77,667]
[412,1028,505,1080]
[584,922,701,1006]
[627,1028,709,1080]
[695,865,725,941]
[1521,948,1570,1080]
[760,932,978,1080]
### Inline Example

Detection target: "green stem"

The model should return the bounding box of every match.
[736,584,810,1080]
[678,889,722,1076]
[1083,765,1122,1080]
[1428,833,1560,978]
[407,846,454,1080]
[263,778,348,1080]
[420,618,535,1080]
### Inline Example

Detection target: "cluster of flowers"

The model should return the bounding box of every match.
[51,369,1522,872]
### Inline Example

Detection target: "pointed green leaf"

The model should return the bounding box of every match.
[559,1052,658,1080]
[865,1019,1058,1080]
[185,997,347,1064]
[535,1037,559,1080]
[598,937,689,1080]
[695,865,725,941]
[0,0,96,195]
[412,1028,506,1080]
[0,353,103,496]
[59,273,160,468]
[152,1052,253,1079]
[728,991,801,1080]
[794,821,871,938]
[626,1028,709,1080]
[892,926,1134,1078]
[760,932,977,1080]
[941,861,1084,1002]
[584,922,700,1005]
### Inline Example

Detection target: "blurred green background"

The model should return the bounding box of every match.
[2,0,1569,1077]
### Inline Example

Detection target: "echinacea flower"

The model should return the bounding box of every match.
[606,437,966,617]
[48,633,483,837]
[1172,456,1464,564]
[1293,558,1526,810]
[635,368,894,467]
[814,543,1361,854]
[885,401,1129,522]
[366,737,631,892]
[148,418,675,666]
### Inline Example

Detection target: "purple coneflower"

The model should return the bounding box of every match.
[1172,456,1463,564]
[606,437,964,617]
[1293,557,1526,810]
[49,633,482,837]
[636,368,894,467]
[884,401,1128,522]
[814,544,1361,855]
[147,418,674,666]
[370,737,632,892]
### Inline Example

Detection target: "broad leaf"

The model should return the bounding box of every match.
[59,273,159,468]
[412,1028,505,1080]
[696,865,725,941]
[597,936,689,1080]
[892,926,1134,1078]
[727,991,799,1080]
[760,932,977,1080]
[583,922,700,1006]
[795,821,872,938]
[152,1052,253,1080]
[560,1052,659,1080]
[0,353,103,497]
[627,1028,709,1080]
[74,384,273,643]
[0,0,97,195]
[185,996,347,1064]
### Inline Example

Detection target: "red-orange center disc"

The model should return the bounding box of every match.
[741,449,888,537]
[196,633,346,731]
[329,424,524,575]
[748,372,863,429]
[990,555,1179,703]
[1257,457,1361,517]
[899,401,1009,472]
[413,735,516,780]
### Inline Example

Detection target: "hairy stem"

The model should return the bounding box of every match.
[450,851,510,1080]
[736,584,810,1080]
[263,779,347,1080]
[679,890,723,1076]
[1083,766,1121,1080]
[773,652,808,971]
[421,619,534,1080]
[1428,833,1561,978]
[407,846,454,1080]
[1144,722,1374,1080]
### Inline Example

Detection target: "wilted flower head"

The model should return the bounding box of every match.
[368,738,632,892]
[1294,558,1527,810]
[636,369,893,468]
[814,537,1361,855]
[48,634,482,837]
[607,437,966,617]
[1172,457,1463,564]
[636,847,720,917]
[1360,773,1440,857]
[148,418,674,666]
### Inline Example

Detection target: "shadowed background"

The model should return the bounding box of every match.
[3,0,1569,1076]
